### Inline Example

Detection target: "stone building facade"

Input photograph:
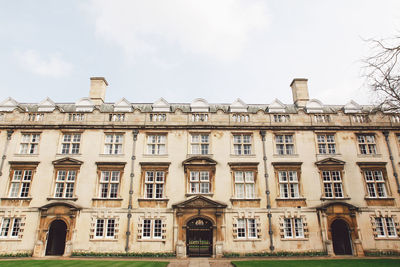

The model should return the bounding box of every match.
[0,77,399,257]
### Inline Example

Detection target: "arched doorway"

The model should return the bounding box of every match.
[46,220,67,256]
[186,217,213,257]
[331,219,352,255]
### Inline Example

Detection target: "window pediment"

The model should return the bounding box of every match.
[182,156,217,167]
[52,157,83,166]
[172,195,226,209]
[315,158,345,167]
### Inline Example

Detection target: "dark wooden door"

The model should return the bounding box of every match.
[186,218,213,257]
[331,219,352,255]
[46,220,67,256]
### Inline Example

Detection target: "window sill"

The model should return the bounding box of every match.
[320,197,351,201]
[99,154,125,157]
[92,198,123,201]
[90,239,118,242]
[0,238,22,242]
[137,239,166,242]
[13,154,38,157]
[374,237,399,240]
[138,198,169,202]
[142,154,169,158]
[230,198,261,201]
[281,238,308,241]
[56,153,82,156]
[273,154,299,158]
[357,153,382,158]
[47,197,78,201]
[230,154,256,158]
[316,153,342,156]
[1,197,32,201]
[187,154,213,158]
[185,193,213,197]
[233,238,262,242]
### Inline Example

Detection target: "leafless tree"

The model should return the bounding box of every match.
[363,35,400,112]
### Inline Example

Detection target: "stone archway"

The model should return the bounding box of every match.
[33,202,80,257]
[46,220,67,255]
[331,219,353,255]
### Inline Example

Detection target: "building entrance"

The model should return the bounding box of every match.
[186,217,213,257]
[45,220,67,256]
[331,219,353,255]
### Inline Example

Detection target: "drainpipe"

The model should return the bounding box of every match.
[0,130,13,177]
[383,131,400,193]
[125,129,139,252]
[260,130,274,251]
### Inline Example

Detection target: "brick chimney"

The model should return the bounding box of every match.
[290,78,309,108]
[89,77,108,105]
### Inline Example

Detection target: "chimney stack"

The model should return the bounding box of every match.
[89,77,108,105]
[290,78,309,108]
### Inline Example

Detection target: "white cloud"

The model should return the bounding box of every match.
[86,0,269,62]
[16,50,73,78]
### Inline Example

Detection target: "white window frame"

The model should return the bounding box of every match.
[9,169,33,198]
[275,134,294,155]
[19,133,40,154]
[144,171,165,199]
[99,170,120,199]
[317,134,336,154]
[233,134,252,155]
[54,170,77,198]
[0,218,21,239]
[357,134,377,155]
[142,219,163,239]
[375,217,397,238]
[364,170,387,198]
[283,218,304,238]
[189,171,210,194]
[146,134,166,155]
[278,170,300,199]
[234,171,255,199]
[104,133,123,155]
[95,218,116,239]
[236,218,257,239]
[322,170,344,198]
[61,133,81,154]
[190,133,210,155]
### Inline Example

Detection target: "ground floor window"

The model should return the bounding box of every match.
[0,218,21,238]
[138,218,166,240]
[374,217,397,238]
[233,218,260,239]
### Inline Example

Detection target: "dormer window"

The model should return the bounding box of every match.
[68,113,85,121]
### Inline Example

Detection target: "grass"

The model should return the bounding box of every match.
[231,259,400,267]
[0,260,169,267]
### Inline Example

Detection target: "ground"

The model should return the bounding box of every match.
[0,260,169,267]
[231,259,400,267]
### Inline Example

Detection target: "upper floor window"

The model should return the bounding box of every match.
[363,170,387,198]
[19,133,40,154]
[9,170,33,198]
[191,113,208,122]
[0,113,5,121]
[273,114,290,123]
[189,171,210,194]
[317,134,336,154]
[99,170,120,199]
[147,134,166,155]
[144,171,165,199]
[357,134,377,155]
[150,113,167,122]
[232,114,249,123]
[61,133,81,154]
[352,114,369,123]
[233,134,252,155]
[104,134,123,154]
[322,170,343,198]
[109,113,125,122]
[374,217,397,238]
[283,218,304,239]
[68,113,85,121]
[314,114,330,123]
[234,171,255,199]
[191,134,209,155]
[28,113,44,121]
[54,170,76,198]
[275,134,294,155]
[278,170,299,199]
[392,115,400,123]
[0,218,21,239]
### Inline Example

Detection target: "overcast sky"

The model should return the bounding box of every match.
[1,0,400,106]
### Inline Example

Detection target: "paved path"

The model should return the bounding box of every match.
[167,258,233,267]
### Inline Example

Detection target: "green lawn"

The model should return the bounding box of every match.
[232,259,400,267]
[0,260,169,267]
